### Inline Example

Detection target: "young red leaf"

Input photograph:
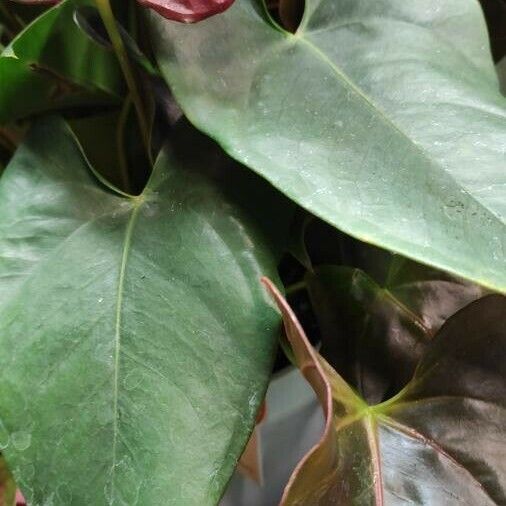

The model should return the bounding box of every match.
[138,0,235,23]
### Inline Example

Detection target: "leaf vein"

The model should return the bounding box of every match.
[110,203,142,501]
[293,33,504,226]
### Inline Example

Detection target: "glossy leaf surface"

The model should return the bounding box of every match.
[0,0,122,124]
[149,0,506,292]
[265,280,506,505]
[307,259,484,403]
[0,117,288,505]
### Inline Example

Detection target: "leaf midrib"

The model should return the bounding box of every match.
[109,200,143,501]
[278,30,505,227]
[0,184,144,500]
[363,415,384,506]
[301,14,492,79]
[378,414,497,504]
[333,404,497,503]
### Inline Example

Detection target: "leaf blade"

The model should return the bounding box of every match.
[149,0,506,292]
[265,285,506,504]
[0,117,289,505]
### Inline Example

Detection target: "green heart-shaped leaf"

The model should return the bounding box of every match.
[149,0,506,292]
[0,117,289,505]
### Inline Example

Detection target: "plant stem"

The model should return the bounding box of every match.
[94,0,151,160]
[116,96,132,193]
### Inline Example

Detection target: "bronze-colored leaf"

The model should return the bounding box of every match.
[263,278,506,505]
[307,261,485,404]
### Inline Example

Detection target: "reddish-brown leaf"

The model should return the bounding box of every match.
[263,277,506,505]
[261,277,346,505]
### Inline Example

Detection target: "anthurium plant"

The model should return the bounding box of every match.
[0,0,504,504]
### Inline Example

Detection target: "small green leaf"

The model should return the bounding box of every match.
[265,280,506,505]
[0,117,290,505]
[0,0,122,124]
[149,0,506,292]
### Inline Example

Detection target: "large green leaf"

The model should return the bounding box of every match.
[0,117,290,505]
[148,0,506,292]
[0,0,122,124]
[265,279,506,505]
